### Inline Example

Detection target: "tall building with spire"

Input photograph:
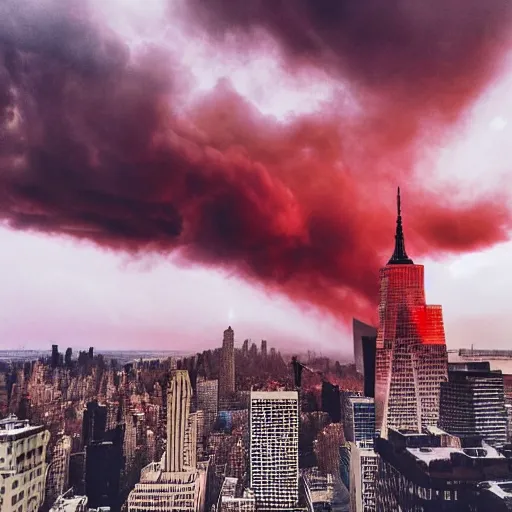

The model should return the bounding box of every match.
[374,188,448,438]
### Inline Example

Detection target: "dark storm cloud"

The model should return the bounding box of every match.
[0,0,510,324]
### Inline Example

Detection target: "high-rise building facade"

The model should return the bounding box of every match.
[439,362,508,446]
[250,391,299,511]
[196,378,218,436]
[45,434,72,507]
[344,397,375,449]
[167,370,194,472]
[127,370,208,512]
[375,188,448,438]
[219,327,236,405]
[349,444,378,512]
[0,415,50,512]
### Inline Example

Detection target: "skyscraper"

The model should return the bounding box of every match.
[344,397,375,449]
[353,319,378,375]
[374,188,448,438]
[219,326,236,406]
[167,370,194,472]
[250,391,299,510]
[439,362,508,446]
[127,370,208,512]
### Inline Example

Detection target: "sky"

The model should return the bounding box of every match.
[1,0,512,355]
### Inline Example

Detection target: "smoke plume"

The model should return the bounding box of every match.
[0,0,511,323]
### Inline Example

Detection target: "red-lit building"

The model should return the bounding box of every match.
[375,189,448,438]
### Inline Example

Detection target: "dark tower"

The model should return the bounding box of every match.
[387,187,414,265]
[65,348,73,367]
[51,344,59,368]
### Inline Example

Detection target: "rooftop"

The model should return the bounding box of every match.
[479,481,512,499]
[49,495,88,512]
[0,415,45,439]
[251,391,298,400]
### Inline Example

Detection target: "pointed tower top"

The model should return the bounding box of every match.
[387,187,414,265]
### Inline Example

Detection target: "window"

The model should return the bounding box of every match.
[12,481,18,490]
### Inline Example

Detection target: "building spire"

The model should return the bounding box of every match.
[387,187,414,265]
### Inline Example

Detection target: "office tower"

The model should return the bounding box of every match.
[88,347,94,359]
[250,391,299,510]
[218,477,256,512]
[82,401,124,510]
[82,401,107,446]
[65,347,72,366]
[196,378,218,436]
[353,319,378,374]
[349,444,378,512]
[321,381,341,422]
[127,370,208,512]
[52,344,60,368]
[242,339,249,356]
[439,362,508,446]
[344,397,375,448]
[374,188,448,438]
[0,416,50,512]
[167,370,194,472]
[46,434,72,507]
[219,327,236,404]
[261,340,267,358]
[362,336,377,398]
[375,427,512,511]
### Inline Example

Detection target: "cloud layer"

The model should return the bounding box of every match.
[0,0,511,324]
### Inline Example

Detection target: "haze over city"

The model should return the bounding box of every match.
[1,0,512,351]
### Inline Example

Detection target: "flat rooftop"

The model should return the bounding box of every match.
[251,391,298,400]
[408,442,503,465]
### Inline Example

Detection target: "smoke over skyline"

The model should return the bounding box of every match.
[0,0,511,326]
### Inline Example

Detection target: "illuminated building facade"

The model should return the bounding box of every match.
[375,188,448,438]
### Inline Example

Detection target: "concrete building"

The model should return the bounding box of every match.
[343,397,375,449]
[219,327,236,406]
[196,378,218,436]
[374,188,448,438]
[217,477,255,512]
[375,427,512,511]
[127,370,207,512]
[302,468,334,512]
[45,434,72,507]
[0,415,50,512]
[49,491,88,512]
[348,445,378,512]
[250,391,299,511]
[439,362,508,446]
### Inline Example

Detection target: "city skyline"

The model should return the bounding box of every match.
[1,0,512,352]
